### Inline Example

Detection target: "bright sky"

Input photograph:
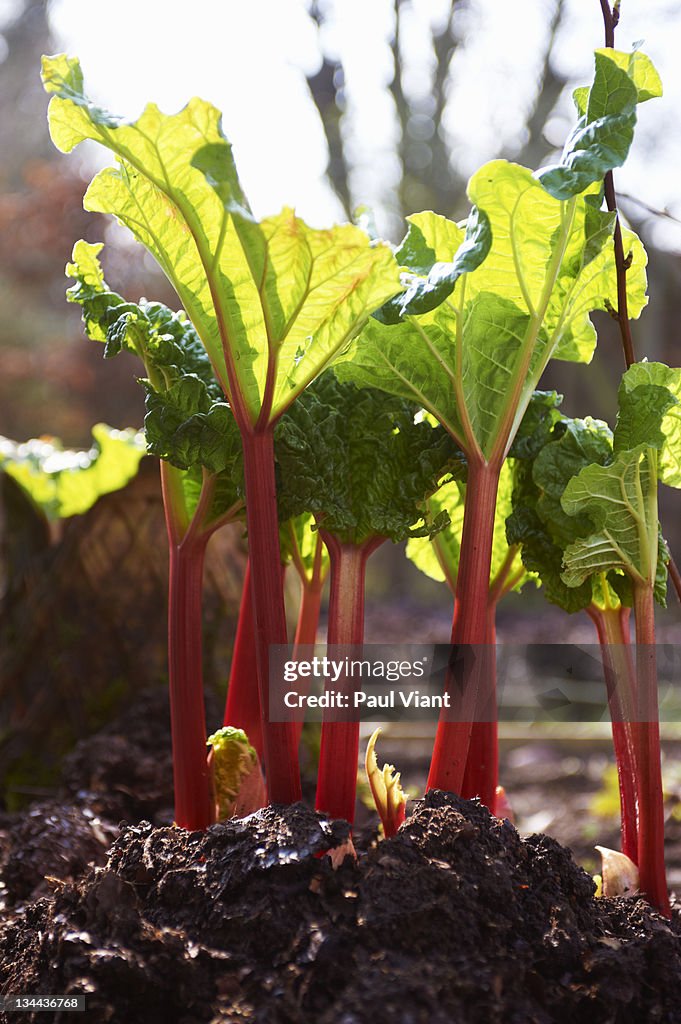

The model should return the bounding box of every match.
[38,0,681,250]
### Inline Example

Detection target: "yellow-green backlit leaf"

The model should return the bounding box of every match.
[0,424,145,521]
[42,55,400,428]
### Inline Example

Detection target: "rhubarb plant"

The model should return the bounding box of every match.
[276,371,459,822]
[508,412,644,865]
[335,48,657,799]
[42,53,400,805]
[207,726,266,820]
[511,364,680,914]
[66,240,244,830]
[365,728,407,838]
[558,363,681,914]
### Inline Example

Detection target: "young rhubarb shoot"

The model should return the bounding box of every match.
[595,846,640,899]
[43,54,400,804]
[336,49,657,798]
[365,728,406,838]
[560,362,681,915]
[66,240,244,831]
[276,372,459,823]
[207,726,266,820]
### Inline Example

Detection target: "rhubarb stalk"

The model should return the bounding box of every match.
[632,582,669,915]
[315,533,383,823]
[161,462,216,831]
[587,601,639,863]
[223,560,263,758]
[427,457,500,795]
[241,429,301,804]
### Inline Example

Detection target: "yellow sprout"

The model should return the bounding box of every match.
[364,728,407,838]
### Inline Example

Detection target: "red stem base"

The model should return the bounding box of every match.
[315,534,382,824]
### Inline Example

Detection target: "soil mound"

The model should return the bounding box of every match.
[2,792,680,1023]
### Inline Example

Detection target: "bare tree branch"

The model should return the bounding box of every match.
[305,4,352,218]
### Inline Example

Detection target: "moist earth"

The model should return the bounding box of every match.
[1,692,681,1023]
[2,787,681,1024]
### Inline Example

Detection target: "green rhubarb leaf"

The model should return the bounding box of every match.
[67,241,220,394]
[43,55,401,427]
[336,157,647,462]
[0,424,144,521]
[407,458,532,597]
[614,362,681,487]
[537,49,661,201]
[508,416,619,612]
[561,446,659,588]
[66,239,244,527]
[560,364,678,592]
[275,371,460,546]
[510,398,672,611]
[533,418,615,547]
[376,206,491,323]
[143,377,242,477]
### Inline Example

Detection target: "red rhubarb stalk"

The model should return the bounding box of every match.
[292,535,326,746]
[161,462,215,831]
[587,603,639,864]
[293,535,326,655]
[315,532,384,823]
[632,583,670,915]
[460,605,498,811]
[427,457,501,795]
[461,546,524,811]
[241,429,302,804]
[223,560,263,759]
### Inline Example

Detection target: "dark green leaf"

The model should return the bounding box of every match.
[537,49,660,201]
[275,372,461,545]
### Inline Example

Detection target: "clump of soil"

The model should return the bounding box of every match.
[2,793,679,1023]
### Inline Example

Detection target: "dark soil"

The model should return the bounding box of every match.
[1,792,680,1023]
[2,690,681,1023]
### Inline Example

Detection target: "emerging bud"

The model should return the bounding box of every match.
[595,845,639,898]
[364,728,407,839]
[494,785,515,822]
[207,726,266,821]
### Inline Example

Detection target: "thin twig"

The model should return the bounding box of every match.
[603,173,636,367]
[599,0,681,604]
[617,191,681,226]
